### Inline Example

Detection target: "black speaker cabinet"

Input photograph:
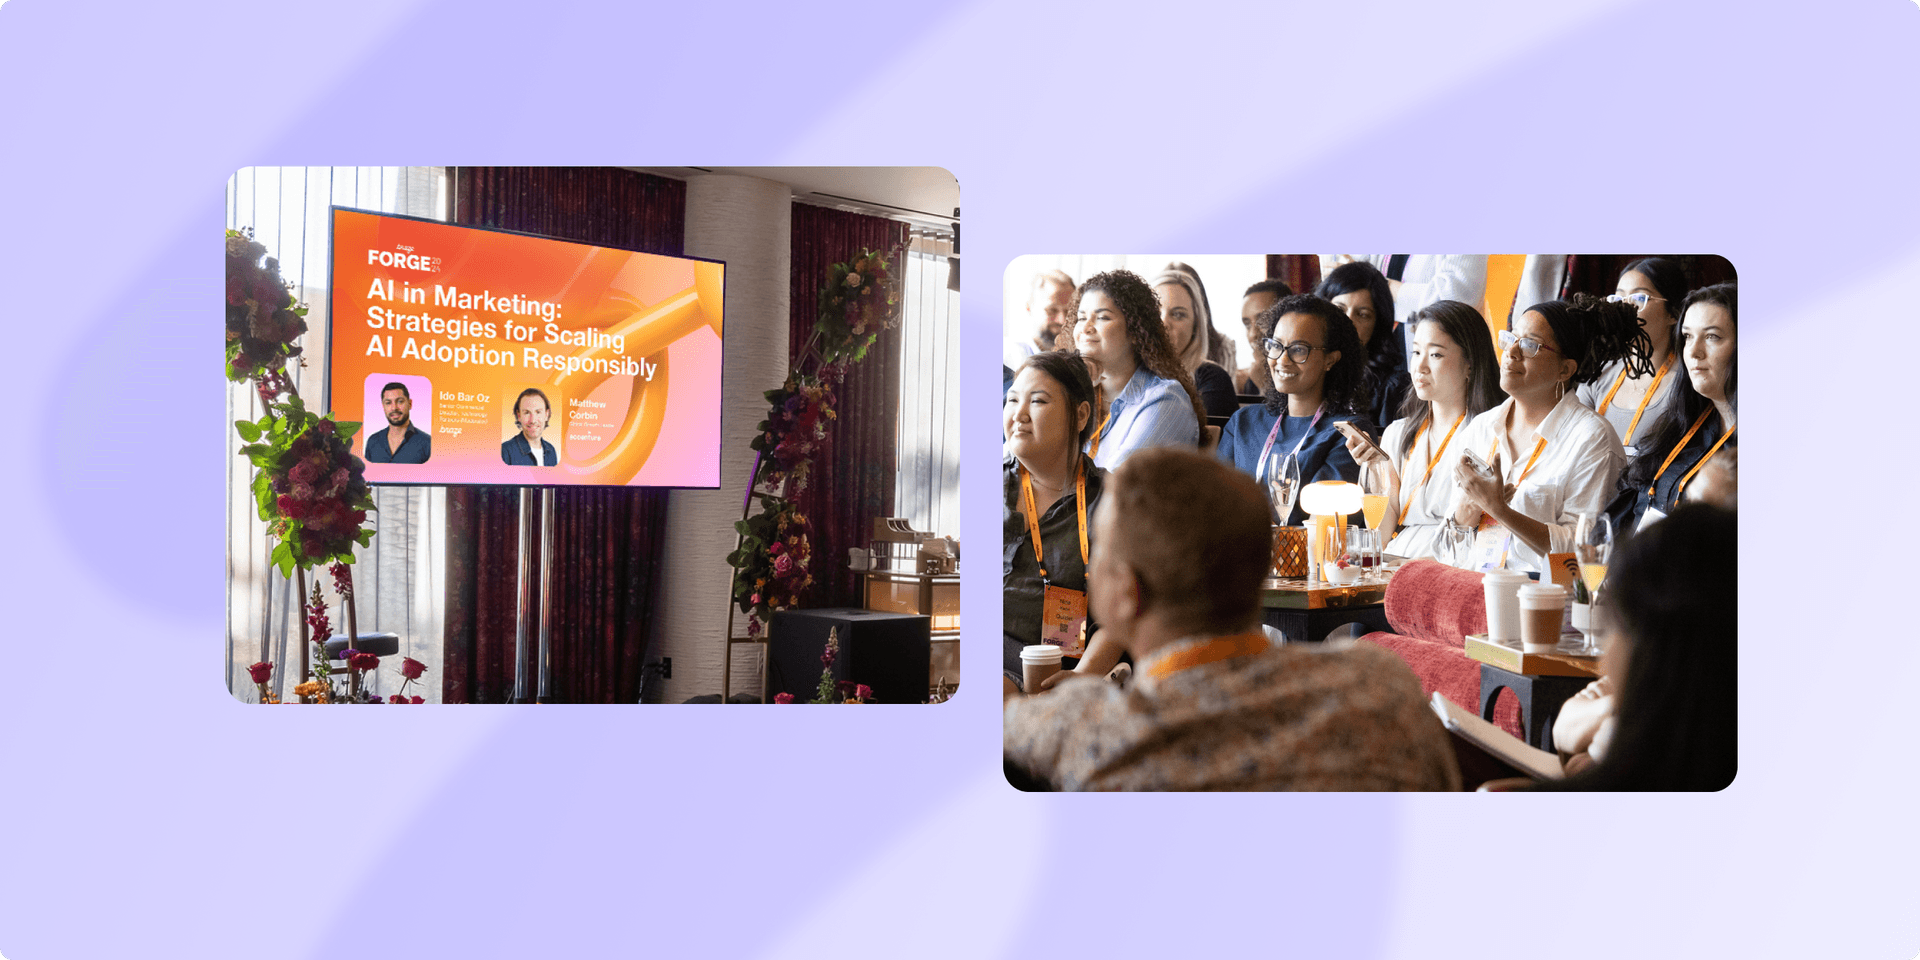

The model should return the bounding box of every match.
[767,608,930,704]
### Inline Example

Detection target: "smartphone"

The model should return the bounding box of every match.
[1460,448,1497,482]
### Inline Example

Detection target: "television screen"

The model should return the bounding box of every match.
[327,207,725,488]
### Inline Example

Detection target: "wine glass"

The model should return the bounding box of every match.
[1574,512,1613,655]
[1264,451,1301,527]
[1357,459,1390,577]
[1437,517,1472,569]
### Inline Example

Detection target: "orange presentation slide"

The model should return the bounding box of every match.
[328,208,725,488]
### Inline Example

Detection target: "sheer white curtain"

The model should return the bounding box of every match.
[893,231,960,539]
[224,167,449,702]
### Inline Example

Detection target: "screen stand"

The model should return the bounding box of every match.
[512,486,557,704]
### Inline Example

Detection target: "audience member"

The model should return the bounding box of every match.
[1539,503,1736,791]
[1324,254,1488,331]
[1003,448,1461,791]
[1216,294,1370,524]
[1317,261,1410,429]
[1619,282,1736,530]
[1236,278,1291,394]
[1451,294,1649,575]
[1341,300,1506,560]
[1065,270,1206,468]
[1002,352,1106,696]
[1005,269,1075,370]
[1575,258,1689,455]
[1152,265,1238,417]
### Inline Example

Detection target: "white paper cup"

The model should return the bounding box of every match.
[1482,570,1531,643]
[1021,643,1064,693]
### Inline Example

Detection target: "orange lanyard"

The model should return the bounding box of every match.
[1088,385,1114,460]
[1146,632,1271,680]
[1596,353,1674,446]
[1400,411,1465,521]
[1647,409,1735,499]
[1019,460,1088,580]
[1480,415,1548,568]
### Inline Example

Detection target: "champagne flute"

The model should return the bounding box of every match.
[1574,512,1613,656]
[1358,459,1390,576]
[1265,450,1302,528]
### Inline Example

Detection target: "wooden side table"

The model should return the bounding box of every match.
[1463,634,1603,752]
[1259,570,1393,643]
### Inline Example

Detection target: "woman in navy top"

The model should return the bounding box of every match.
[1216,294,1372,525]
[501,387,559,466]
[1620,283,1736,530]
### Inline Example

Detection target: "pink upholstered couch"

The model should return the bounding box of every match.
[1359,559,1522,739]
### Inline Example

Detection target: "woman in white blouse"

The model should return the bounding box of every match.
[1451,294,1650,575]
[1340,300,1505,561]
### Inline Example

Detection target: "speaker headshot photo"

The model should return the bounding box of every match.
[501,386,559,466]
[363,379,432,464]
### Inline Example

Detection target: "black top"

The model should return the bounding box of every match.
[1003,455,1106,687]
[1193,361,1239,418]
[1631,410,1733,525]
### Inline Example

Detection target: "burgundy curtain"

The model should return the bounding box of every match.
[441,167,684,703]
[1559,254,1738,301]
[787,204,911,609]
[1266,254,1321,296]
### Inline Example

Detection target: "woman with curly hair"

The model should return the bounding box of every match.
[1451,293,1651,575]
[1619,282,1736,529]
[1574,257,1690,455]
[1316,260,1409,430]
[1150,264,1239,417]
[1215,294,1371,525]
[1063,270,1206,468]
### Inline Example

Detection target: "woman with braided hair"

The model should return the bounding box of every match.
[1060,269,1207,468]
[1450,293,1651,575]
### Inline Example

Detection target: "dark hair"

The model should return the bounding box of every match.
[1255,294,1367,416]
[1065,270,1208,442]
[1393,300,1507,461]
[1244,278,1294,300]
[1618,257,1690,332]
[1315,261,1401,390]
[1106,448,1271,635]
[1521,293,1653,387]
[1623,283,1737,490]
[513,387,551,419]
[1013,350,1100,448]
[1547,504,1736,791]
[381,381,410,399]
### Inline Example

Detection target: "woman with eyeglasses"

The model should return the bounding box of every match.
[1062,270,1207,469]
[1152,264,1240,418]
[1573,258,1689,456]
[1317,261,1411,431]
[1338,300,1507,560]
[1618,283,1737,529]
[1450,293,1650,575]
[1216,294,1370,525]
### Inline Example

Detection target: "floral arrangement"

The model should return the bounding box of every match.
[728,248,902,640]
[726,497,814,634]
[771,628,871,704]
[229,228,379,701]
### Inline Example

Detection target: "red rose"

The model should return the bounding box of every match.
[855,684,873,701]
[410,695,424,704]
[291,460,319,485]
[773,692,795,704]
[347,652,380,672]
[400,657,427,680]
[247,661,273,683]
[313,419,335,435]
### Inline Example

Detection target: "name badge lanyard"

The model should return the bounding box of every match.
[1146,632,1271,680]
[1256,403,1326,484]
[1399,411,1465,527]
[1595,353,1674,447]
[1087,385,1114,461]
[1647,408,1736,502]
[1020,460,1090,642]
[1477,428,1548,569]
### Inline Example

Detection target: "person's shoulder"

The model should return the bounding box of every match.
[1381,417,1409,449]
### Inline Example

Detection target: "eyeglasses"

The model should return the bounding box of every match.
[1606,292,1665,309]
[1498,329,1561,358]
[1261,338,1328,363]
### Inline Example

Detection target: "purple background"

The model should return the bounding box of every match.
[0,0,1913,957]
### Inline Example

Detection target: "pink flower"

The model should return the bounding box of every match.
[774,554,794,576]
[749,593,761,605]
[768,541,783,556]
[773,692,795,704]
[855,684,873,701]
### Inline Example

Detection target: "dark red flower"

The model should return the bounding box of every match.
[347,652,379,672]
[410,695,424,704]
[855,684,873,701]
[773,692,795,704]
[247,661,273,683]
[400,657,427,680]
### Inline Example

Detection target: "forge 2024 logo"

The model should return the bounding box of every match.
[368,244,441,273]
